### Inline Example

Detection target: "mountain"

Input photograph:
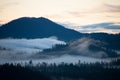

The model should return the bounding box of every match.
[0,17,120,51]
[0,17,82,42]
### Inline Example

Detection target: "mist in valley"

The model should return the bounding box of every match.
[0,37,118,65]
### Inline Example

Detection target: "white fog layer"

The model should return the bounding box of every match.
[0,38,66,53]
[0,38,118,64]
[0,55,112,65]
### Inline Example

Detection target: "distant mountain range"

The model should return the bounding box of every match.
[0,17,120,51]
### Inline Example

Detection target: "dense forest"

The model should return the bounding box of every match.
[0,58,120,80]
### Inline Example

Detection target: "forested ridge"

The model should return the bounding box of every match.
[0,58,120,80]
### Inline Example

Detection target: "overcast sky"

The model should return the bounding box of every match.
[0,0,120,33]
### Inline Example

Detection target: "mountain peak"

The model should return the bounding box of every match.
[19,16,49,20]
[38,17,48,19]
[13,17,49,21]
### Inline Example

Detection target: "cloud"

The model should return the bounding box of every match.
[0,38,107,64]
[0,38,66,63]
[78,28,120,34]
[63,22,120,34]
[0,38,66,53]
[66,12,91,19]
[77,22,120,34]
[65,3,120,18]
[81,23,120,29]
[104,4,120,12]
[0,38,115,64]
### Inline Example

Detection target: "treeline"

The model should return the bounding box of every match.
[43,44,69,52]
[0,63,51,80]
[0,59,120,80]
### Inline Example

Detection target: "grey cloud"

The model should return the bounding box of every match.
[76,22,120,34]
[80,23,120,29]
[78,28,120,34]
[62,22,120,34]
[104,4,120,12]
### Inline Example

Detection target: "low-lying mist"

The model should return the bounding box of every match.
[0,38,66,53]
[0,37,118,64]
[69,38,107,57]
[39,38,118,58]
[0,38,65,62]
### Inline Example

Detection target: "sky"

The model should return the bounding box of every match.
[0,0,120,33]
